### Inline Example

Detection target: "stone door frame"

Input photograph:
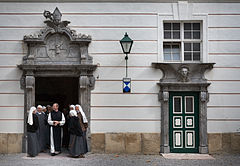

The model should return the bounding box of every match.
[152,63,214,154]
[17,8,97,152]
[18,65,96,152]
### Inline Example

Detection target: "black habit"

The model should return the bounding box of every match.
[48,110,65,154]
[68,116,84,157]
[27,114,39,157]
[36,112,47,152]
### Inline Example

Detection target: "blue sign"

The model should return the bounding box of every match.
[123,78,131,93]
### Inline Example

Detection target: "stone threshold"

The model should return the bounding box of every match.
[160,153,215,160]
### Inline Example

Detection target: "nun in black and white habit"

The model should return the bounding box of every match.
[68,109,84,158]
[27,106,39,157]
[36,105,47,152]
[75,104,88,155]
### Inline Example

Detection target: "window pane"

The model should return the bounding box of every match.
[164,53,171,60]
[184,52,192,61]
[193,32,200,39]
[184,23,191,30]
[163,45,171,53]
[163,43,180,61]
[186,97,193,113]
[174,97,181,113]
[173,23,180,30]
[164,49,171,53]
[184,43,191,51]
[193,23,200,30]
[193,43,200,51]
[173,53,180,60]
[173,31,180,39]
[184,32,191,39]
[164,23,171,30]
[164,31,171,39]
[193,52,200,61]
[172,44,180,53]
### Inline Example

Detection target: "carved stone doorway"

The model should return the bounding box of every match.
[35,77,79,111]
[17,8,97,152]
[152,63,214,154]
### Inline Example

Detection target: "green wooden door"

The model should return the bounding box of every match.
[169,92,199,153]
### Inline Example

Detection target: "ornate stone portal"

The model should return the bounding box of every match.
[152,62,214,154]
[18,8,97,152]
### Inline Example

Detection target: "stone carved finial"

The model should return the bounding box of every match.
[43,7,70,32]
[178,65,190,82]
[24,7,91,41]
[52,7,62,23]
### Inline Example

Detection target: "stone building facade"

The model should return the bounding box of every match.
[0,0,240,154]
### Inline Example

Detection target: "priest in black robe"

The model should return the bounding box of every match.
[48,103,65,156]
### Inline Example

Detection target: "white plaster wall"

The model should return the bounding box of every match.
[0,2,239,134]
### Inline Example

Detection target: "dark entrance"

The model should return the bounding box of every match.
[35,77,79,111]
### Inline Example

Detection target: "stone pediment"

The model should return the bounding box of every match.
[22,7,92,65]
[152,62,215,83]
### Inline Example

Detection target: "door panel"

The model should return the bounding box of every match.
[169,92,199,153]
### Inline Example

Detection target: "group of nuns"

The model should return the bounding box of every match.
[27,103,88,158]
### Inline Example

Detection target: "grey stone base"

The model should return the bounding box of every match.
[160,145,170,153]
[199,146,209,154]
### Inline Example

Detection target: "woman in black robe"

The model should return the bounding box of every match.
[68,110,84,158]
[27,106,39,157]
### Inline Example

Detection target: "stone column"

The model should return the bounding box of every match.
[79,74,95,151]
[159,88,170,153]
[199,91,209,154]
[22,73,35,153]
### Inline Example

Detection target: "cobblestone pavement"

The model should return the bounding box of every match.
[0,152,239,166]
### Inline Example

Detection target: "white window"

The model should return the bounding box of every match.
[163,22,202,62]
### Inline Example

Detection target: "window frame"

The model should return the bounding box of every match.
[163,21,202,62]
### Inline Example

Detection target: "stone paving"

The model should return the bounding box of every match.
[0,152,239,166]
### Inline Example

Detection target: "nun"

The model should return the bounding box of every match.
[46,105,52,148]
[27,106,39,157]
[62,107,70,149]
[75,104,88,155]
[36,105,47,152]
[68,109,84,158]
[42,106,50,149]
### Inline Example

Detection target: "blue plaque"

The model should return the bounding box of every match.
[123,78,131,93]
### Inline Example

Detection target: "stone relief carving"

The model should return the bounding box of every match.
[200,91,209,102]
[46,34,70,60]
[152,63,214,83]
[177,65,190,82]
[23,7,92,65]
[24,8,91,41]
[163,91,169,101]
[20,75,26,90]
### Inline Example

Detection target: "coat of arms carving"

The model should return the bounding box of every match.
[23,7,92,65]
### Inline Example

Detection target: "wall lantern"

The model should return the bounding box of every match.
[120,32,133,93]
